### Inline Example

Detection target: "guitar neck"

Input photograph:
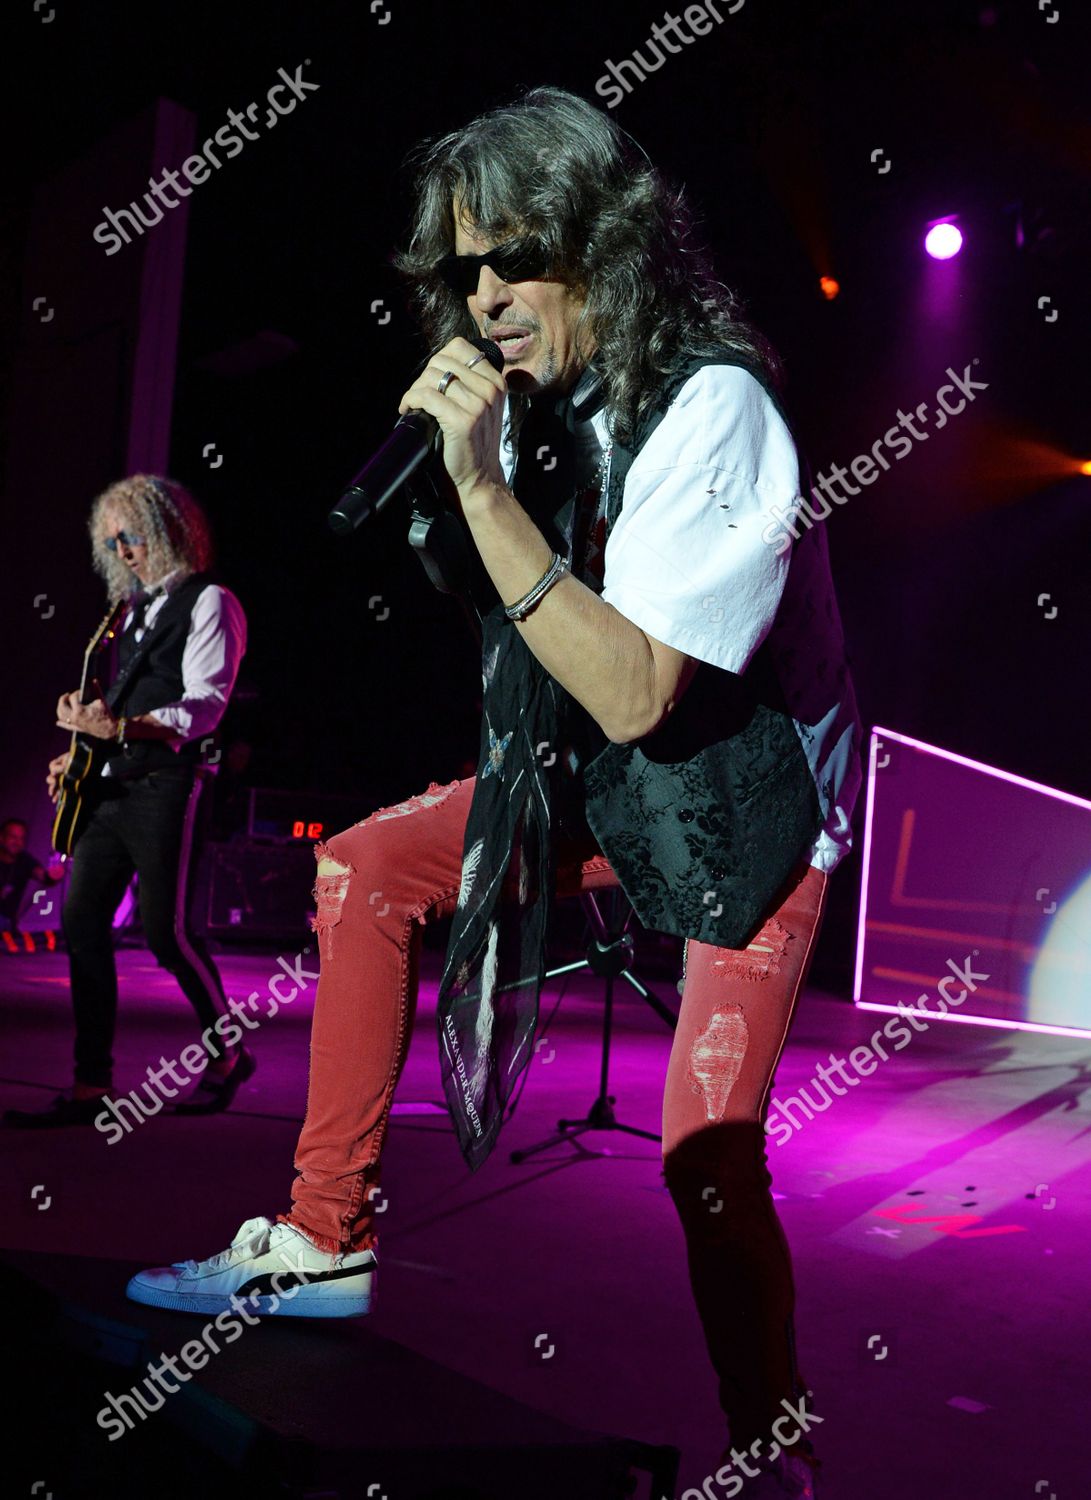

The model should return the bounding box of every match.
[78,600,127,706]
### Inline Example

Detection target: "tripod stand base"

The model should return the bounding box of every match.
[510,1094,661,1164]
[510,889,674,1166]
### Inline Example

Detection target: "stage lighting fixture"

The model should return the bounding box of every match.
[924,221,963,260]
[819,276,840,300]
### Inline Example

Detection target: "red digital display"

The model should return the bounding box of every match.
[292,820,325,839]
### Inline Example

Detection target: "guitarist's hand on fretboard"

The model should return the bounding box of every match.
[56,690,119,740]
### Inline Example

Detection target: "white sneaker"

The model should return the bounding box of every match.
[125,1216,376,1318]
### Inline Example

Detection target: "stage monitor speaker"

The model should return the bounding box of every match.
[6,1249,679,1500]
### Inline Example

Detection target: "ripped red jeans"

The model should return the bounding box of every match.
[281,775,828,1454]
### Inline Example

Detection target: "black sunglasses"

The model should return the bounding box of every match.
[105,529,146,552]
[435,240,552,297]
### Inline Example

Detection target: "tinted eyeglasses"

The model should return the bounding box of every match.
[104,530,146,552]
[435,240,552,297]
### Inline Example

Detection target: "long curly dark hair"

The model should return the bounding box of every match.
[393,85,782,447]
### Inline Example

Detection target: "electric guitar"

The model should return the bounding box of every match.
[52,601,127,855]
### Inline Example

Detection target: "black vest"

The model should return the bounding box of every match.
[104,573,213,777]
[579,354,824,948]
[417,351,827,950]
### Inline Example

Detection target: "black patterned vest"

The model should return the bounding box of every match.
[581,354,823,948]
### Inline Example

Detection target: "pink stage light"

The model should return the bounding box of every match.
[924,222,963,260]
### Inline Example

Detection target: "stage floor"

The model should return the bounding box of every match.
[2,941,1088,1497]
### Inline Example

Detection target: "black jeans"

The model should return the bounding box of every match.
[62,768,232,1087]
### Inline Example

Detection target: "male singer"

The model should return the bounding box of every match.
[129,88,859,1499]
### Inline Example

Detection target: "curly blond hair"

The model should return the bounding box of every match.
[89,475,213,602]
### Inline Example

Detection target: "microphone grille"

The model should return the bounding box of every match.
[469,336,505,374]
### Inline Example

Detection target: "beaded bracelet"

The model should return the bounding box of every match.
[503,552,569,622]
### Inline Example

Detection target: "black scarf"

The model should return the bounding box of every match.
[435,374,606,1173]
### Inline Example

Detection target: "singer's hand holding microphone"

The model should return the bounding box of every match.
[398,336,508,505]
[327,335,506,535]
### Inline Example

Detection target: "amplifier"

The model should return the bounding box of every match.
[246,786,363,844]
[197,838,318,939]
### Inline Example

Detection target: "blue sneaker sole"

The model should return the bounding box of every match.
[124,1278,373,1318]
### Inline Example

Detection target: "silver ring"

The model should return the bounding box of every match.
[437,370,458,396]
[466,353,487,370]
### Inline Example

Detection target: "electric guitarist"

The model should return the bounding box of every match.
[5,474,251,1129]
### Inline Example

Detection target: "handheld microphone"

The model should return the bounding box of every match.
[327,336,505,535]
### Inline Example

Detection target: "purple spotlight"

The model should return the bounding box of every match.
[924,222,963,260]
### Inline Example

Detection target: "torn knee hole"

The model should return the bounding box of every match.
[355,779,461,827]
[688,1005,749,1124]
[711,917,792,983]
[311,843,355,959]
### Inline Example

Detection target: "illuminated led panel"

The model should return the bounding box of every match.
[854,728,1091,1037]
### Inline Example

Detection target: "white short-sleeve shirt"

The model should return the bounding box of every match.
[501,365,861,873]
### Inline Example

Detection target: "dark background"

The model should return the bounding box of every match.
[2,0,1088,983]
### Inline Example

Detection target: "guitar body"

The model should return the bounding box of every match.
[52,600,127,856]
[52,735,108,856]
